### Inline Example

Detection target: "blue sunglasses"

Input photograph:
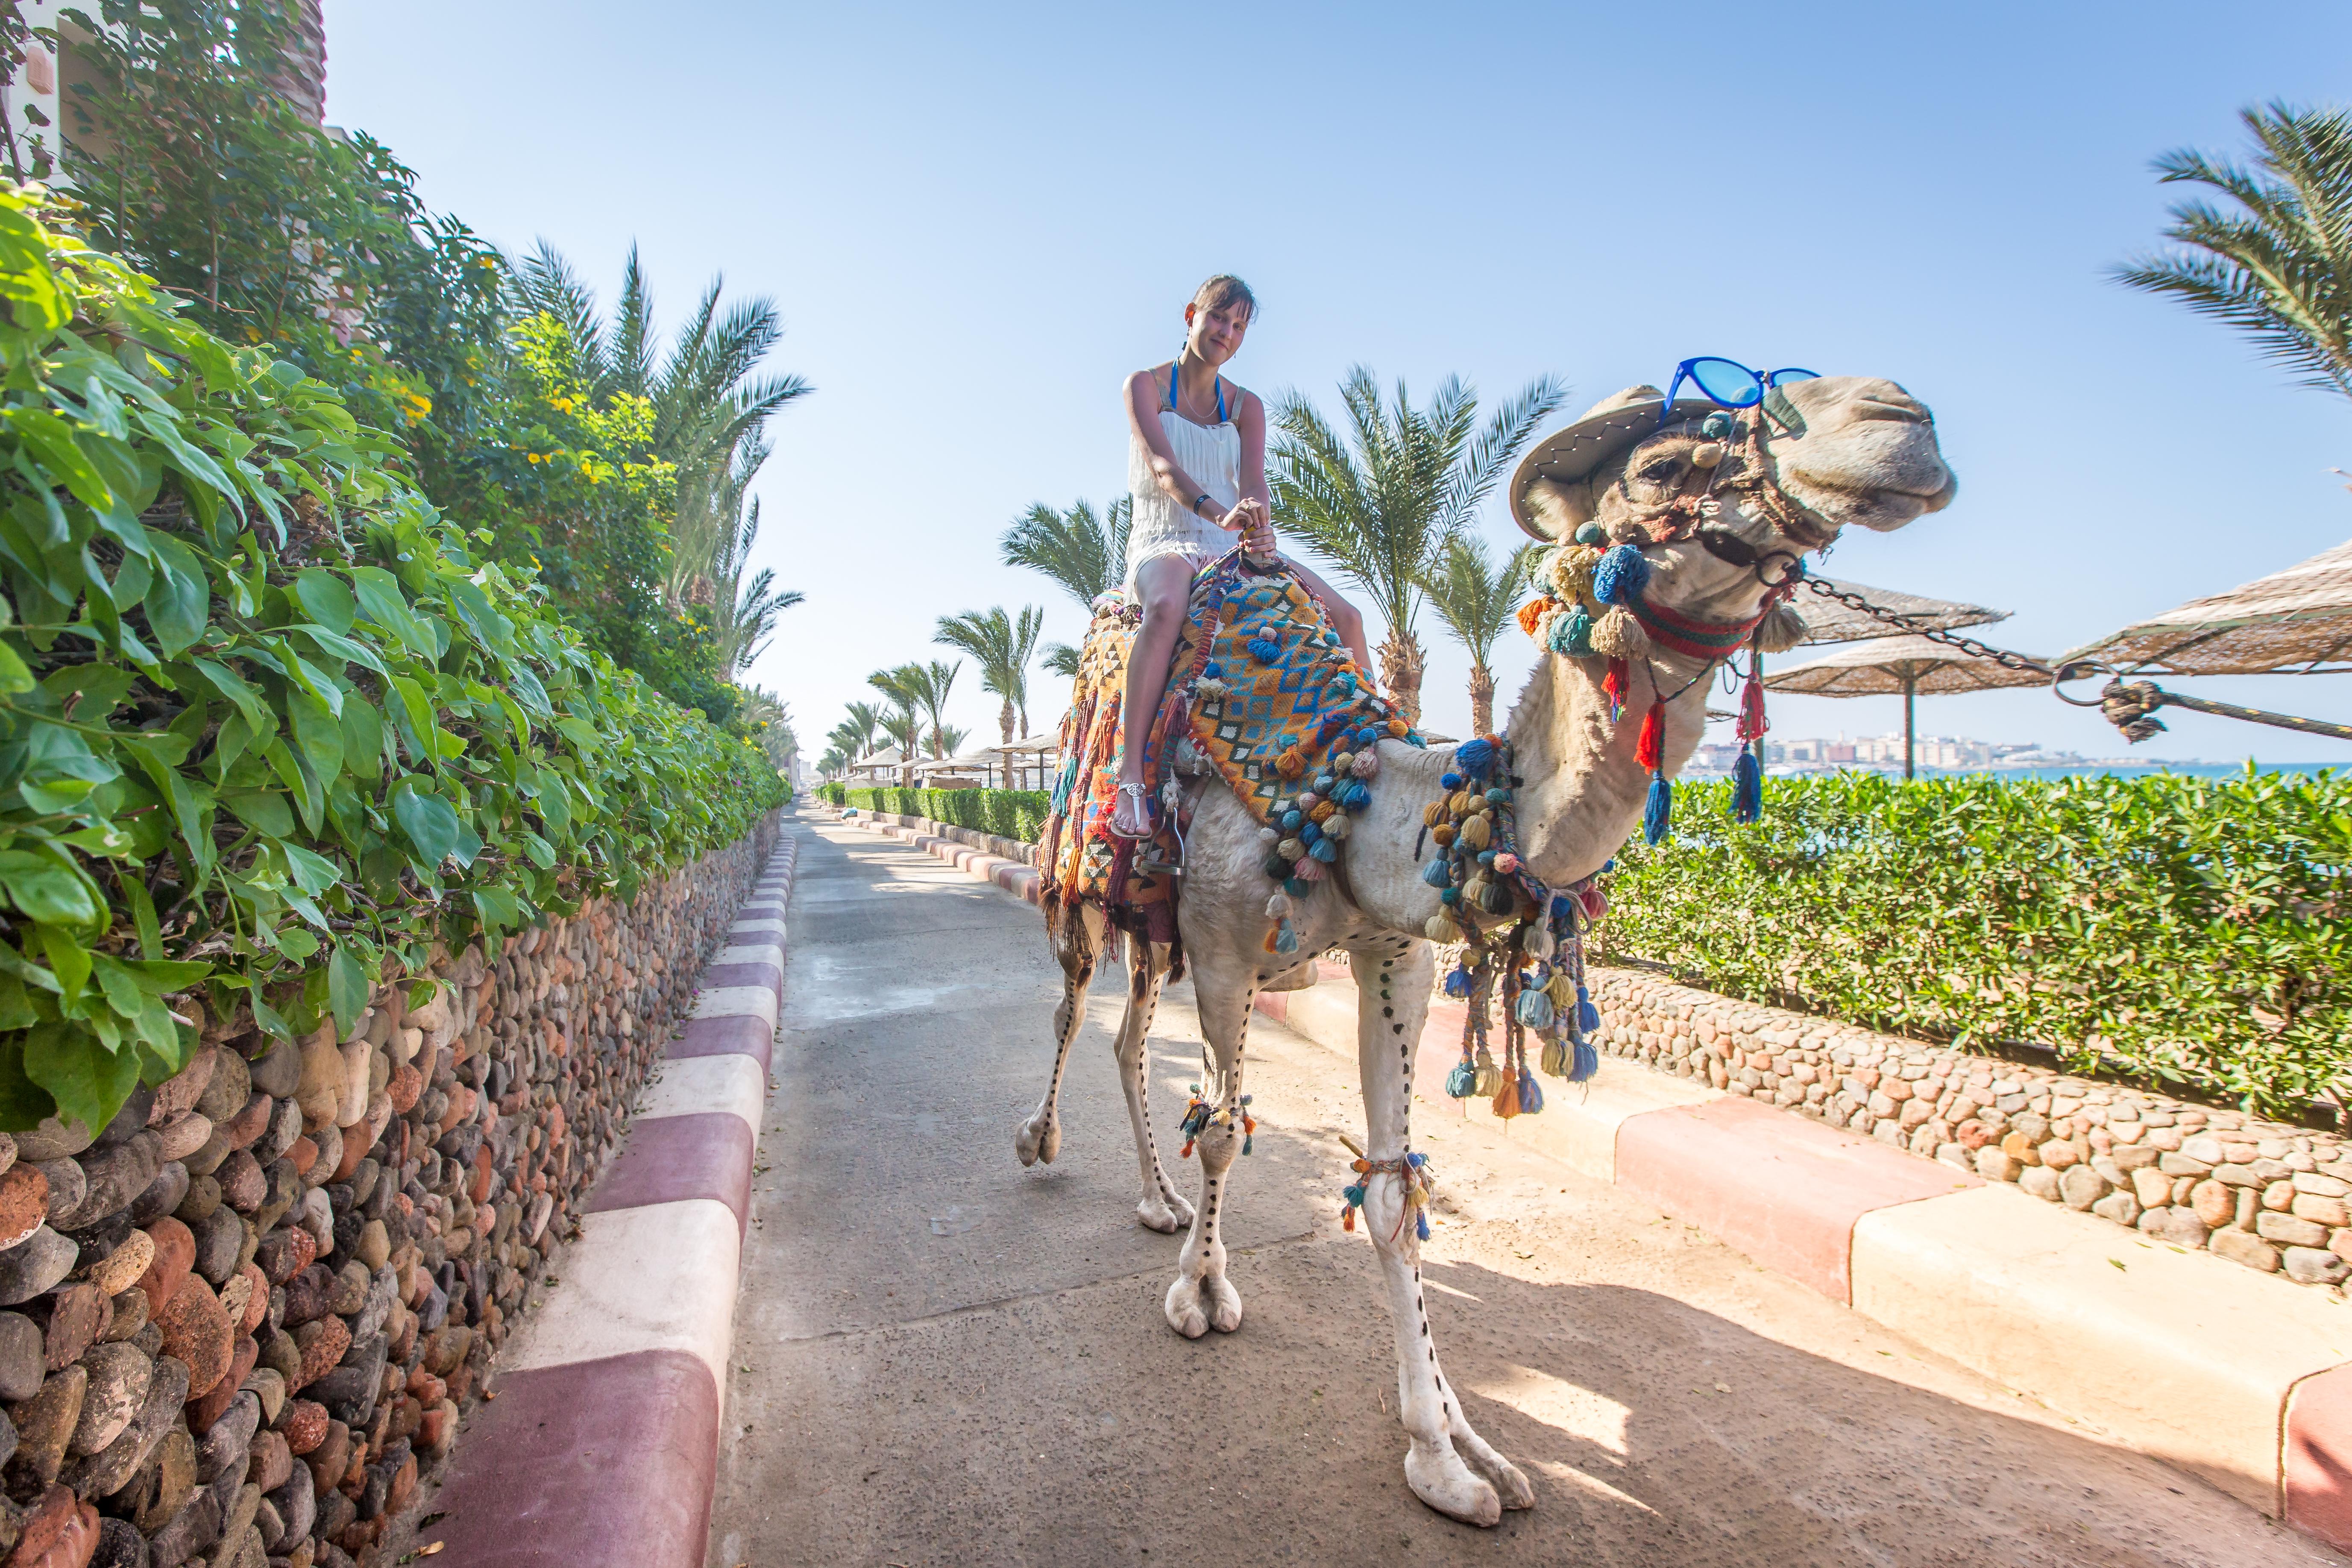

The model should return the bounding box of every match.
[1660,357,1819,430]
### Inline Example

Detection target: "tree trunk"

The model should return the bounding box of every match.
[1467,663,1494,739]
[1379,626,1425,729]
[1000,699,1015,745]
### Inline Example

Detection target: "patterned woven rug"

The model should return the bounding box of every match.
[1039,554,1419,957]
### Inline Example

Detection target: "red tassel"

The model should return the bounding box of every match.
[1737,669,1768,742]
[1636,704,1664,771]
[1603,658,1628,710]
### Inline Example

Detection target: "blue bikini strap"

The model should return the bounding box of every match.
[1169,362,1229,423]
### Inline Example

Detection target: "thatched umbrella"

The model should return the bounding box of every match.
[1792,575,2009,644]
[1764,634,2049,778]
[2059,538,2352,676]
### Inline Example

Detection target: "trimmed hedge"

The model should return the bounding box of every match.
[0,187,786,1136]
[1597,770,2349,1117]
[819,783,1050,845]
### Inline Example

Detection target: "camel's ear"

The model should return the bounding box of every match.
[1755,603,1809,654]
[1523,476,1592,539]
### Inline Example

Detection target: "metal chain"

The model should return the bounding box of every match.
[1797,577,2056,675]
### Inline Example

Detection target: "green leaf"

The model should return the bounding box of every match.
[21,1020,135,1138]
[293,568,357,634]
[328,947,369,1038]
[392,780,461,867]
[350,566,436,657]
[141,533,211,659]
[0,850,100,927]
[288,689,344,788]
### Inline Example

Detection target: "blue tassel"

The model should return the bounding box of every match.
[1345,782,1372,808]
[1298,820,1321,845]
[1442,965,1472,998]
[1333,674,1355,695]
[1515,990,1555,1028]
[1577,990,1599,1033]
[1518,1068,1543,1114]
[1310,838,1338,862]
[1440,771,1463,790]
[1202,659,1222,679]
[1416,1210,1431,1241]
[1592,544,1652,605]
[1455,737,1495,777]
[1343,1182,1366,1207]
[1320,628,1340,646]
[1445,1061,1477,1098]
[1643,773,1672,844]
[1284,876,1308,897]
[1422,858,1451,888]
[1274,920,1300,955]
[1248,636,1282,663]
[1440,887,1460,904]
[1732,750,1763,823]
[1282,809,1302,830]
[1476,849,1496,867]
[1570,1037,1600,1081]
[1574,522,1610,546]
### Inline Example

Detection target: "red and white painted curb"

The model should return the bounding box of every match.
[835,808,2352,1552]
[419,836,795,1567]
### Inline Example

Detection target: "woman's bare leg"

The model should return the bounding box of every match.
[1113,553,1200,835]
[1282,557,1373,674]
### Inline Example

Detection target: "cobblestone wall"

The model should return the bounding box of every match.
[0,808,780,1568]
[1591,967,2350,1289]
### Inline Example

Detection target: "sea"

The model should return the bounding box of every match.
[1705,760,2345,783]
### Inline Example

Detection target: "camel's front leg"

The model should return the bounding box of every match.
[1111,938,1193,1233]
[1164,964,1255,1337]
[1349,937,1534,1527]
[1017,906,1106,1166]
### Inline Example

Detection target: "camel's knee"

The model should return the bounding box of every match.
[1192,1115,1243,1175]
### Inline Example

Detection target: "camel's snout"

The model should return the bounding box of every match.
[1772,375,1956,529]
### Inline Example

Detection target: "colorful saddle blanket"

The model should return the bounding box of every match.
[1039,552,1424,954]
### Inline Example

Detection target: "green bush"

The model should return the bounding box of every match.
[0,187,785,1135]
[1598,770,2350,1116]
[823,784,1050,845]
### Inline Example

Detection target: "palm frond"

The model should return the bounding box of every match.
[1001,498,1126,609]
[1041,641,1082,678]
[2112,101,2352,398]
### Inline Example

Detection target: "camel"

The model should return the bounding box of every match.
[1014,375,1957,1524]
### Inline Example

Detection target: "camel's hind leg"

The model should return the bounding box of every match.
[1349,935,1534,1527]
[1162,954,1256,1338]
[1109,936,1191,1233]
[1016,903,1106,1167]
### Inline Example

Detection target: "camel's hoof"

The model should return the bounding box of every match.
[1404,1442,1502,1527]
[1199,1273,1243,1334]
[1463,1446,1534,1511]
[1014,1111,1059,1167]
[1164,1276,1209,1339]
[1136,1196,1186,1234]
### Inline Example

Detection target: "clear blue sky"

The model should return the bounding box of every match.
[320,0,2352,764]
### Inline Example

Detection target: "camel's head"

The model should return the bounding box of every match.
[1512,376,1956,647]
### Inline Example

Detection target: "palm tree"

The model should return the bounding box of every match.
[1041,642,1083,679]
[930,722,969,757]
[874,661,959,760]
[708,499,804,676]
[935,605,1044,742]
[1001,496,1132,611]
[510,242,813,612]
[737,687,797,771]
[1419,535,1547,736]
[1270,367,1568,726]
[869,669,924,784]
[835,700,884,759]
[2113,103,2352,402]
[816,747,846,780]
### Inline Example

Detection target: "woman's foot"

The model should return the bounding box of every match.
[1108,779,1156,838]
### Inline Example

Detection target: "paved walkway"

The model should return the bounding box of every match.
[707,815,2331,1567]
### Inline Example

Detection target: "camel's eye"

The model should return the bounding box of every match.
[1636,457,1682,486]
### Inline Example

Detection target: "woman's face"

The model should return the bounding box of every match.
[1185,299,1251,366]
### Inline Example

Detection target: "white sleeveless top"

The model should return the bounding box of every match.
[1124,376,1241,595]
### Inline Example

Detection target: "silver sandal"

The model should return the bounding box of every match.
[1106,780,1158,840]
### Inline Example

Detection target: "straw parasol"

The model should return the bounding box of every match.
[1794,575,2009,645]
[1764,634,2048,778]
[2057,537,2352,676]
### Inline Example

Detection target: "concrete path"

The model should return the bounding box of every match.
[707,816,2333,1568]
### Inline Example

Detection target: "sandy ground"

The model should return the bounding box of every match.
[705,814,2330,1568]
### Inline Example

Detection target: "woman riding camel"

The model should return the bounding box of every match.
[1109,275,1372,838]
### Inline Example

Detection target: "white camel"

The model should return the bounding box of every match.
[1015,376,1956,1524]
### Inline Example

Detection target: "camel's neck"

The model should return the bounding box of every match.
[1505,653,1711,889]
[1335,654,1710,939]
